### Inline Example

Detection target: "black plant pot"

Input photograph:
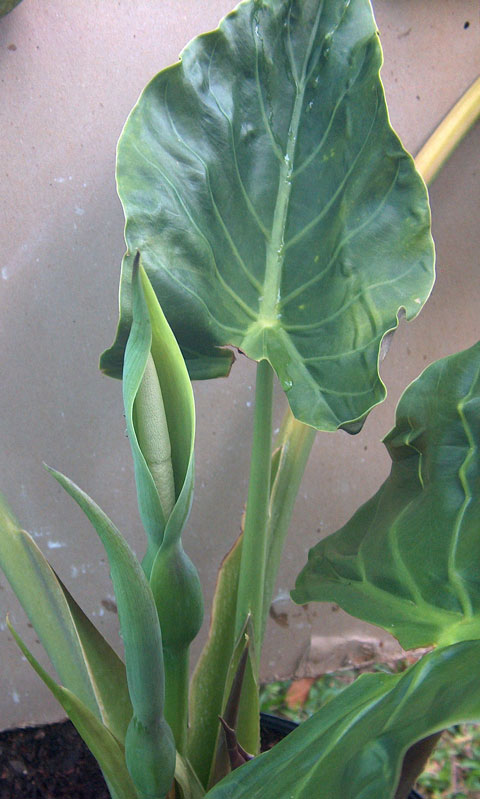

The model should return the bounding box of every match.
[259,713,424,799]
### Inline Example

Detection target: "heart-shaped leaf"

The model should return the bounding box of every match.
[292,341,480,649]
[204,640,480,799]
[100,0,434,432]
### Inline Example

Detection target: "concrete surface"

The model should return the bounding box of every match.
[0,0,479,729]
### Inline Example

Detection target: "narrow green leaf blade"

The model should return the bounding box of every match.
[7,619,138,799]
[293,341,480,649]
[0,494,130,737]
[102,0,434,432]
[57,576,132,742]
[46,467,176,799]
[175,753,206,799]
[188,533,243,786]
[205,641,480,799]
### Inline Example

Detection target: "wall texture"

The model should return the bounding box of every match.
[0,0,479,729]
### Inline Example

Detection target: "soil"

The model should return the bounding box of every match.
[0,720,109,799]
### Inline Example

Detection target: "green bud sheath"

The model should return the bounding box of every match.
[150,542,204,651]
[125,716,175,799]
[135,351,176,521]
[150,542,204,755]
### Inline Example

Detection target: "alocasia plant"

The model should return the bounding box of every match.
[1,1,479,798]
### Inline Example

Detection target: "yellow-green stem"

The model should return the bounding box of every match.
[261,410,316,642]
[415,76,480,185]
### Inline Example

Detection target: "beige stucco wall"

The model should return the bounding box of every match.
[0,0,478,729]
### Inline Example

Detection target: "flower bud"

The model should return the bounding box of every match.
[134,351,175,522]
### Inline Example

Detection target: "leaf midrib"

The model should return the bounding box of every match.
[258,2,324,324]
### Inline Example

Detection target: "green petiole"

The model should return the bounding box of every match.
[234,359,274,662]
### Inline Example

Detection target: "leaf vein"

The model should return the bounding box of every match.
[141,243,245,339]
[282,258,416,334]
[253,15,285,165]
[284,90,380,252]
[163,81,262,305]
[279,161,400,310]
[447,364,480,617]
[207,84,270,242]
[294,41,369,179]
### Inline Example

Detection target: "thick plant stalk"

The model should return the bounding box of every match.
[234,359,274,657]
[189,402,317,781]
[415,76,480,184]
[228,360,274,759]
[163,646,190,757]
[261,410,316,642]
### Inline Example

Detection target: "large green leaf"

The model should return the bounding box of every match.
[0,494,131,741]
[205,640,480,799]
[101,0,434,432]
[292,341,480,649]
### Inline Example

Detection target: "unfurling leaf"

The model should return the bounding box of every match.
[188,534,244,786]
[123,256,196,576]
[218,717,254,771]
